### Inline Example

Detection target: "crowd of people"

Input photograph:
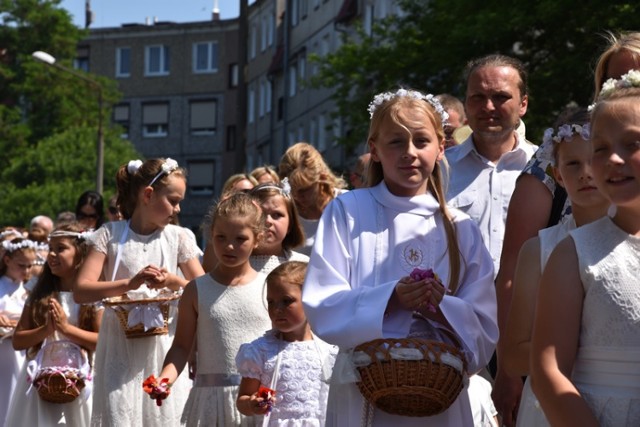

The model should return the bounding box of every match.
[1,31,640,427]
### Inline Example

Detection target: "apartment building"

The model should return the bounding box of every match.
[78,0,401,233]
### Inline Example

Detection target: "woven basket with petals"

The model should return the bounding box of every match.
[103,294,179,339]
[353,337,466,417]
[34,370,86,404]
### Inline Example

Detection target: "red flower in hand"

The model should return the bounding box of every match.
[410,268,442,313]
[142,375,171,406]
[258,386,276,413]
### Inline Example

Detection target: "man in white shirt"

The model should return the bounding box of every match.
[445,54,537,427]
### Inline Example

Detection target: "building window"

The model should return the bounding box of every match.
[193,42,218,73]
[74,46,89,72]
[142,103,169,137]
[190,100,217,135]
[248,89,255,124]
[145,45,170,76]
[250,23,257,59]
[309,117,317,145]
[289,64,297,97]
[229,63,239,88]
[318,113,326,151]
[188,161,215,195]
[116,47,131,77]
[113,103,130,138]
[301,0,309,19]
[333,117,342,146]
[227,125,237,151]
[291,0,299,26]
[265,80,272,114]
[260,16,268,52]
[364,4,374,36]
[321,34,330,56]
[268,13,275,47]
[259,81,266,118]
[298,54,306,90]
[312,0,320,9]
[297,124,304,141]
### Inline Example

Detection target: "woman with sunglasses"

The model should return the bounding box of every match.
[74,190,105,231]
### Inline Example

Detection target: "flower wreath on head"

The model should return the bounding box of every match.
[149,158,179,187]
[590,69,640,111]
[48,230,95,241]
[536,123,591,166]
[367,88,450,125]
[2,239,48,254]
[250,178,292,198]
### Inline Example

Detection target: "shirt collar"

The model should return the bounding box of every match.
[369,181,440,216]
[447,131,533,162]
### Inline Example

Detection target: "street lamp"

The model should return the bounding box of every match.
[32,50,105,195]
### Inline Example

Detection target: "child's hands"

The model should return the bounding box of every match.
[142,375,171,406]
[128,265,165,290]
[0,314,17,328]
[248,386,276,415]
[394,268,447,313]
[146,267,170,289]
[49,298,69,334]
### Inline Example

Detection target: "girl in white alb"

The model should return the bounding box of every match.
[75,158,204,426]
[302,89,498,427]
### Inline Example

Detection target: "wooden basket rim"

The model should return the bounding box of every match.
[103,293,180,306]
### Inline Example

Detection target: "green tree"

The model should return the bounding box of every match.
[312,0,640,148]
[0,126,140,227]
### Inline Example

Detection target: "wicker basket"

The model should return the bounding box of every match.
[34,370,86,404]
[103,294,179,339]
[353,338,466,417]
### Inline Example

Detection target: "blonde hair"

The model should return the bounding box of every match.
[221,173,258,198]
[206,192,265,242]
[250,165,280,184]
[278,142,347,211]
[594,32,640,100]
[266,261,307,291]
[591,86,640,128]
[116,158,186,219]
[367,94,462,293]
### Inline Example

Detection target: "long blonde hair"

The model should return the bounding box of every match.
[594,32,640,100]
[367,94,462,293]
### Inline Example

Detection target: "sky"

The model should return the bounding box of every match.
[59,0,242,28]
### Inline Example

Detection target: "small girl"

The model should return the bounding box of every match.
[6,222,102,426]
[503,110,609,427]
[75,158,205,426]
[278,142,348,255]
[249,182,309,275]
[302,89,498,426]
[150,192,272,425]
[531,72,640,426]
[236,261,337,425]
[0,237,38,425]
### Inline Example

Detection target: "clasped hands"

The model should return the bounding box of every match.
[394,268,446,315]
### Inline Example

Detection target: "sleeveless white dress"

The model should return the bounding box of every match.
[236,330,338,426]
[5,292,95,426]
[568,217,640,426]
[181,273,272,426]
[88,221,202,426]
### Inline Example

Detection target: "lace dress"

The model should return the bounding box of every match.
[0,275,27,426]
[88,221,202,426]
[568,217,640,426]
[181,273,272,426]
[236,330,337,426]
[250,251,309,276]
[5,292,95,426]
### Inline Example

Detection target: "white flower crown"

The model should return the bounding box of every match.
[250,178,292,198]
[589,69,640,111]
[537,123,591,166]
[367,89,450,125]
[2,239,48,254]
[0,229,23,241]
[149,158,179,186]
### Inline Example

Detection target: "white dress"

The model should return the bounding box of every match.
[568,217,640,426]
[5,292,95,426]
[516,216,575,427]
[250,251,309,276]
[236,330,338,426]
[302,183,498,427]
[181,273,272,426]
[0,275,27,426]
[88,221,202,427]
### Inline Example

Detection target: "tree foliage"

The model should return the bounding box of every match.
[311,0,640,149]
[0,126,140,227]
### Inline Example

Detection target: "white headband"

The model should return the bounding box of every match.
[368,88,450,125]
[149,158,179,187]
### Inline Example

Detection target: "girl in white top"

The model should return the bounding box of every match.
[7,222,102,426]
[152,193,272,426]
[531,73,640,426]
[75,158,205,426]
[302,89,498,426]
[503,111,609,427]
[248,182,309,275]
[0,237,38,425]
[236,261,337,426]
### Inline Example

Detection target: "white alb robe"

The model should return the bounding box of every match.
[302,182,498,427]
